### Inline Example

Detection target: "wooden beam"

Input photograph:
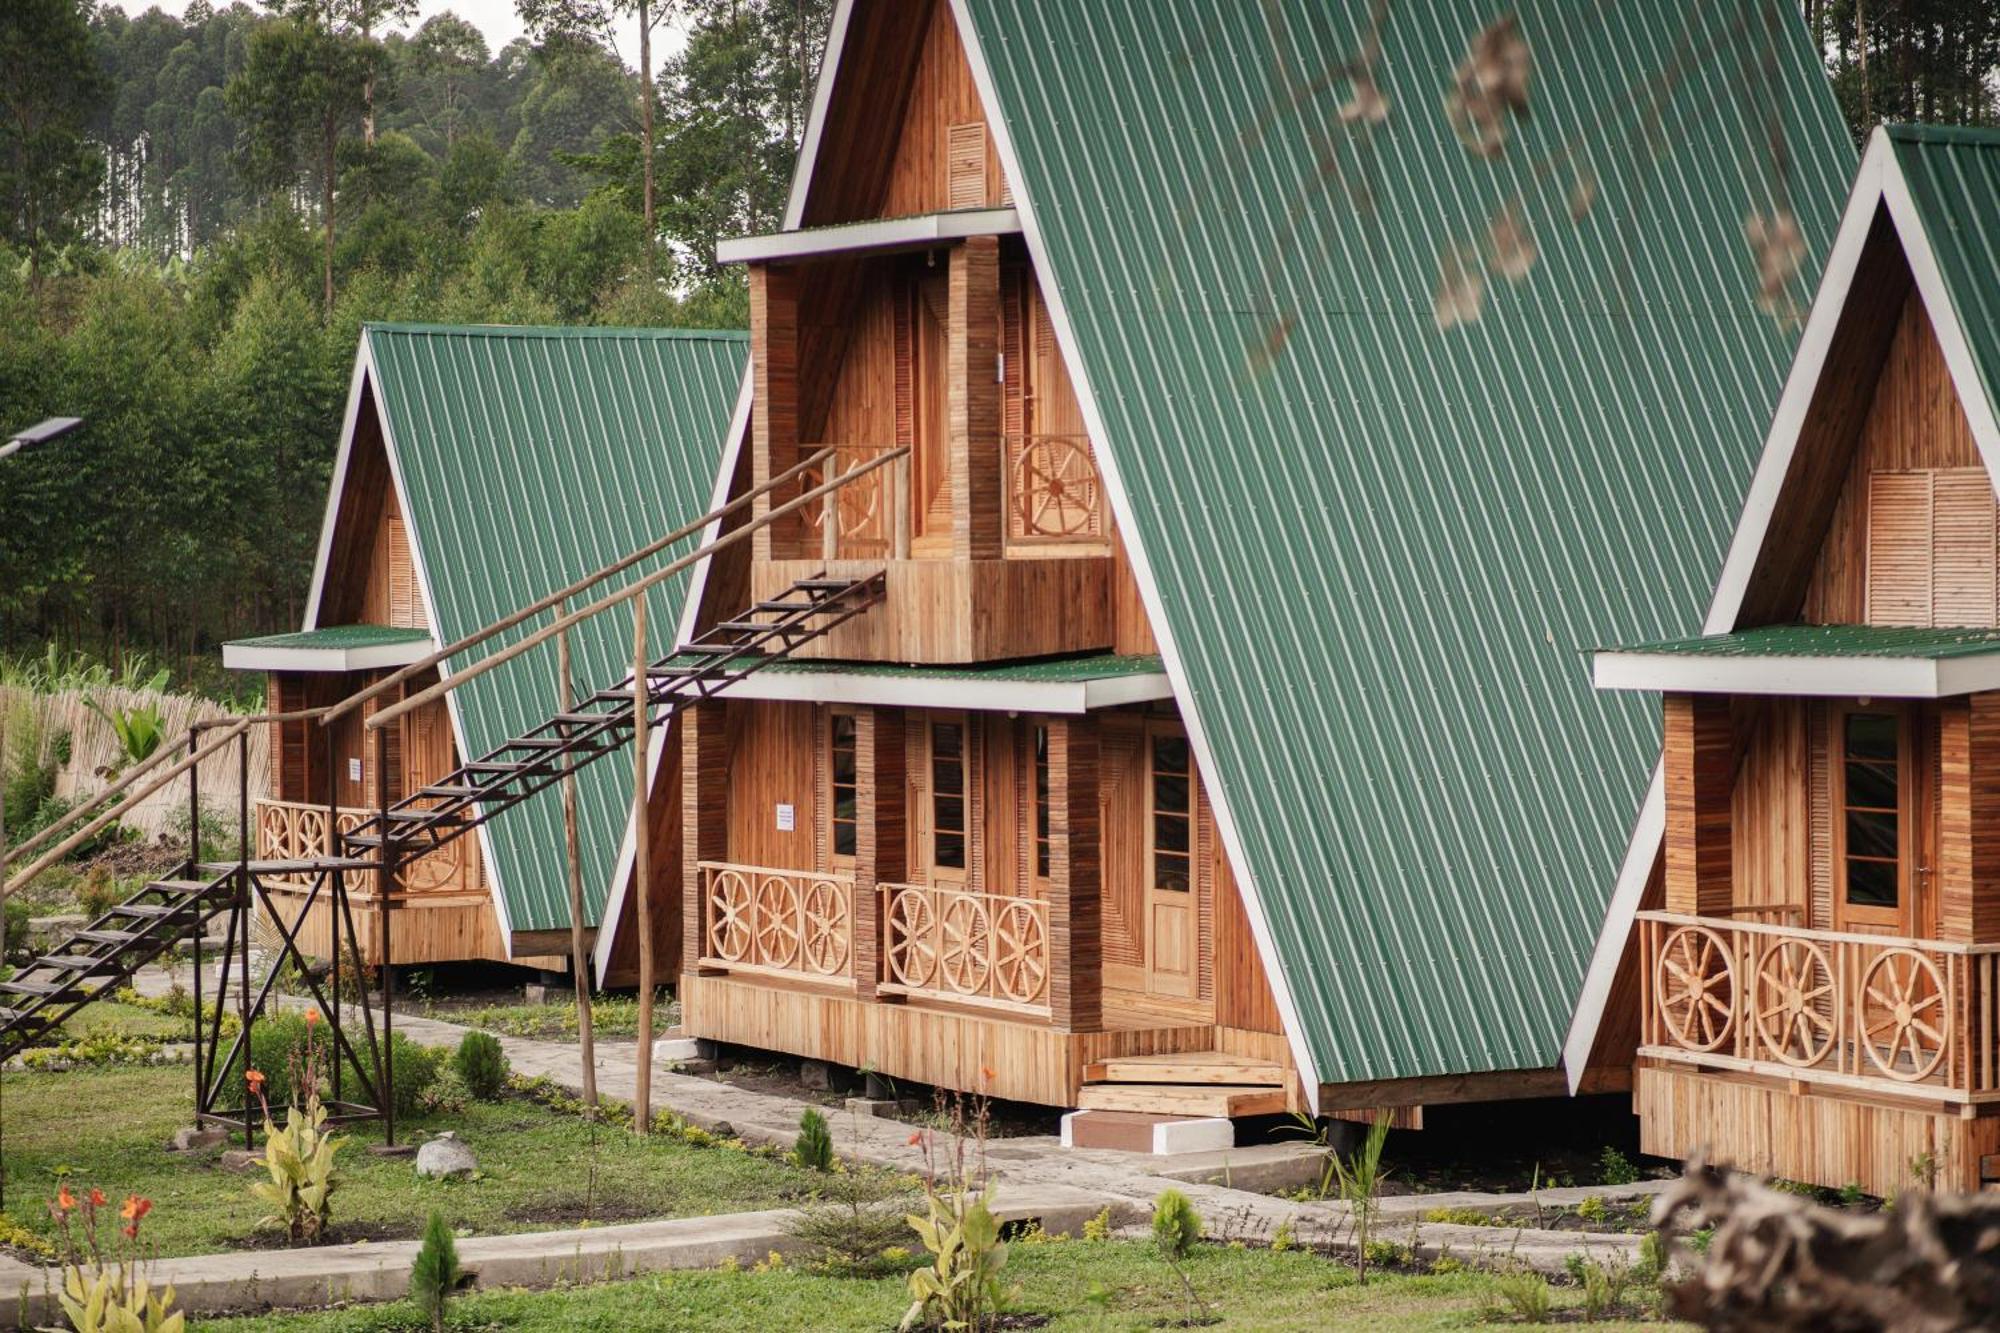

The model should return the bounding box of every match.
[1664,693,1733,916]
[1940,693,2000,944]
[681,702,730,974]
[1049,717,1102,1033]
[853,708,906,1001]
[949,236,1003,560]
[1315,1067,1570,1112]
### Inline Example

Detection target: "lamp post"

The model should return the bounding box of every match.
[0,414,83,1210]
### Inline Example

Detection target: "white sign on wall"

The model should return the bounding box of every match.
[348,757,363,783]
[775,802,796,832]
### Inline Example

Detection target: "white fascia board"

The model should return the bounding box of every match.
[675,371,755,651]
[717,210,1022,266]
[1561,765,1663,1092]
[781,0,853,232]
[662,669,1173,715]
[593,712,671,979]
[302,342,375,631]
[950,0,1324,1110]
[221,639,435,674]
[1589,650,1983,698]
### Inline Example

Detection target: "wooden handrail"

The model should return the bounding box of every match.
[365,446,908,733]
[1636,908,2000,955]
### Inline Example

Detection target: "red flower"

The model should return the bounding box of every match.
[245,1069,266,1093]
[906,1131,924,1147]
[88,1188,106,1209]
[120,1196,152,1223]
[121,1224,138,1240]
[305,1008,320,1028]
[979,1065,996,1083]
[54,1186,75,1214]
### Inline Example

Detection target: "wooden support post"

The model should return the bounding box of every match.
[631,598,655,1135]
[1940,694,2000,944]
[854,708,906,1001]
[557,608,599,1107]
[949,236,1003,561]
[1663,693,1733,917]
[1048,718,1102,1033]
[682,702,729,974]
[750,263,799,563]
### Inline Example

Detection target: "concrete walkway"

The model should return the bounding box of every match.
[81,966,1663,1318]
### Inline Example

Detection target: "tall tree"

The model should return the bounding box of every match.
[408,12,490,148]
[1812,0,2000,141]
[349,0,418,145]
[0,0,108,262]
[517,0,676,273]
[227,5,374,314]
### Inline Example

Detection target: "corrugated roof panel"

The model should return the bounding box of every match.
[363,324,746,935]
[960,0,1855,1082]
[229,625,432,650]
[1889,126,2000,419]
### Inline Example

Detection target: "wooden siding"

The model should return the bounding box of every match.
[1804,289,1988,624]
[605,733,685,987]
[1729,698,1811,916]
[1663,694,1732,916]
[879,0,1007,219]
[1637,1062,2000,1197]
[950,236,1003,560]
[1940,693,2000,944]
[725,701,818,871]
[259,887,539,970]
[1214,831,1284,1034]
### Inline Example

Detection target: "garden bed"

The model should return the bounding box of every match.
[0,1063,863,1259]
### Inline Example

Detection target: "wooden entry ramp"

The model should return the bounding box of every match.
[1078,1050,1292,1117]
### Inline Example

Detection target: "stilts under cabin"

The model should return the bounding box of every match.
[1579,126,2000,1196]
[591,0,1857,1144]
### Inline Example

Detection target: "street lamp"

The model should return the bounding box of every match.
[0,416,84,462]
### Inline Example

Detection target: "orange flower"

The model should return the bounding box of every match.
[55,1186,75,1213]
[305,1008,320,1028]
[122,1224,138,1240]
[246,1068,266,1093]
[88,1188,106,1209]
[120,1196,151,1223]
[906,1131,924,1147]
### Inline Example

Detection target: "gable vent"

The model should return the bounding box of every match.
[1866,467,1999,627]
[947,122,987,210]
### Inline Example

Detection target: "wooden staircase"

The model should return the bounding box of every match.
[1077,1051,1292,1118]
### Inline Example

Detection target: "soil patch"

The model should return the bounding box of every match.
[224,1219,422,1251]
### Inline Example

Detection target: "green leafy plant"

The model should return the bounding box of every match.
[246,1013,347,1245]
[1082,1205,1112,1242]
[409,1209,461,1333]
[785,1166,913,1276]
[1270,1219,1295,1252]
[1423,1205,1493,1227]
[418,1066,471,1116]
[451,1029,509,1101]
[1578,1254,1631,1321]
[78,866,121,921]
[1634,1230,1667,1285]
[900,1093,1018,1332]
[1151,1188,1206,1326]
[794,1106,835,1172]
[1837,1181,1867,1208]
[1597,1147,1639,1186]
[1575,1195,1609,1224]
[1330,1111,1392,1284]
[50,1186,183,1332]
[83,696,167,775]
[1489,1270,1552,1324]
[1908,1150,1940,1192]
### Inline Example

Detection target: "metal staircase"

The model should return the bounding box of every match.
[0,870,234,1054]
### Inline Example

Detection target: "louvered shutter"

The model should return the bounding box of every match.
[946,123,987,209]
[1866,471,1934,626]
[386,515,420,629]
[1931,467,1997,626]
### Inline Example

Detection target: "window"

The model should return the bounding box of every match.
[1151,732,1192,893]
[829,712,857,861]
[1840,711,1900,909]
[932,719,966,870]
[1033,724,1051,879]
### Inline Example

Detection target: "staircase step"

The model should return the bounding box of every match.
[417,785,486,799]
[151,878,230,897]
[75,929,140,945]
[34,955,117,973]
[197,858,373,874]
[1082,1053,1290,1087]
[753,599,815,613]
[115,903,199,920]
[1073,1083,1289,1118]
[464,760,533,773]
[502,737,565,749]
[0,977,86,999]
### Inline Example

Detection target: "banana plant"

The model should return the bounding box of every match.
[250,1096,347,1245]
[84,697,167,777]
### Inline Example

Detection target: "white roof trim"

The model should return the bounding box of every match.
[663,668,1173,714]
[717,209,1021,265]
[1568,126,2000,1084]
[1592,649,2000,698]
[950,0,1323,1109]
[1561,765,1662,1092]
[781,0,854,232]
[302,345,374,631]
[593,708,671,980]
[222,638,434,674]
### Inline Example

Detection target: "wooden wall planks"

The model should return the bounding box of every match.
[1663,694,1733,916]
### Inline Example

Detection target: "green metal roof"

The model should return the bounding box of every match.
[960,0,1856,1083]
[1602,624,2000,660]
[1887,125,2000,421]
[359,324,746,936]
[229,625,431,650]
[664,652,1164,681]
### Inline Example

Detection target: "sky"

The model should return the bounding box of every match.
[99,0,679,71]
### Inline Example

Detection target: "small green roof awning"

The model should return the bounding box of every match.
[223,625,434,674]
[663,651,1171,714]
[1593,624,2000,698]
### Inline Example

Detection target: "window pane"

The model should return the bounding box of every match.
[933,759,963,794]
[935,832,965,868]
[1153,734,1189,774]
[1153,774,1189,815]
[934,795,964,832]
[1155,852,1190,893]
[1846,809,1898,861]
[1154,812,1189,853]
[1845,760,1896,811]
[1845,712,1897,762]
[1846,857,1897,907]
[1036,843,1050,877]
[833,823,857,857]
[932,722,962,759]
[833,793,857,822]
[832,749,857,785]
[832,714,856,745]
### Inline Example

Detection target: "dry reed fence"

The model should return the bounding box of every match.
[2,684,269,840]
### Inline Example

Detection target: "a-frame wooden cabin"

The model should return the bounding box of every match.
[224,324,745,972]
[596,0,1855,1136]
[1577,127,2000,1196]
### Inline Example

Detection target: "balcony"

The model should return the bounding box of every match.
[254,798,481,898]
[1637,909,2000,1104]
[696,861,1052,1018]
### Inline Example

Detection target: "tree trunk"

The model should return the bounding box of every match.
[638,0,657,277]
[558,616,599,1108]
[1856,0,1872,128]
[321,121,336,315]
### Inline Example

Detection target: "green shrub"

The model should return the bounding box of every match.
[77,867,120,920]
[3,899,29,956]
[2,706,54,835]
[409,1209,461,1333]
[1151,1188,1205,1326]
[1490,1271,1552,1323]
[229,1013,439,1119]
[1575,1195,1609,1224]
[794,1106,835,1172]
[1579,1255,1631,1320]
[1598,1147,1640,1186]
[451,1030,509,1101]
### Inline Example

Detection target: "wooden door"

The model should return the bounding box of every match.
[1831,703,1917,936]
[910,275,952,553]
[922,714,970,889]
[1144,725,1198,998]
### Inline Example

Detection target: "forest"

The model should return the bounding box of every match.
[0,0,1992,695]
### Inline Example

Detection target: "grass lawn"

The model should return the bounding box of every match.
[413,992,677,1042]
[205,1239,1687,1330]
[0,1065,843,1259]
